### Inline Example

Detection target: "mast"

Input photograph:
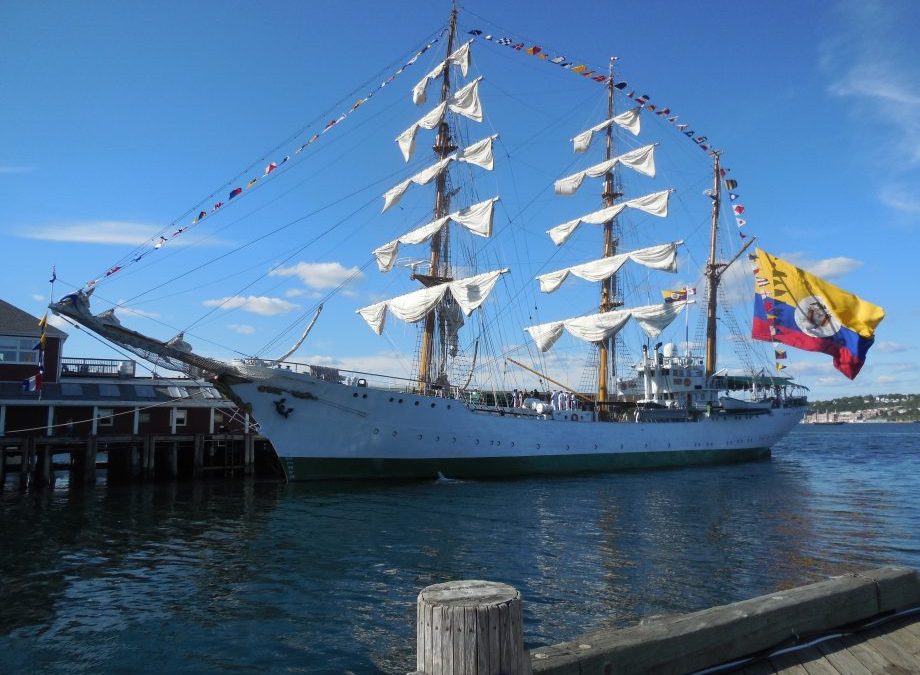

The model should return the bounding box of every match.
[417,6,457,389]
[704,151,722,378]
[597,58,618,406]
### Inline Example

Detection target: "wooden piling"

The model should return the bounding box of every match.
[20,437,35,490]
[84,437,98,485]
[168,441,178,478]
[414,580,529,675]
[193,434,204,478]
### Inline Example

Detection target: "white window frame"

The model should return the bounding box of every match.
[97,408,115,428]
[174,409,188,427]
[0,335,40,365]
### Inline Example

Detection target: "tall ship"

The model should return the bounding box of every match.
[47,7,842,481]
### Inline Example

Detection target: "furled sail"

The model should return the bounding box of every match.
[554,143,657,196]
[357,268,508,335]
[547,189,672,245]
[525,301,688,352]
[382,135,497,212]
[571,107,641,153]
[412,39,472,105]
[535,241,682,293]
[373,197,499,272]
[396,77,484,162]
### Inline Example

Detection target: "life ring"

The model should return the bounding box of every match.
[570,413,578,422]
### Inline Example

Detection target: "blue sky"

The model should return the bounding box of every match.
[1,0,917,400]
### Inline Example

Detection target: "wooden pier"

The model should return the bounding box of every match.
[412,566,920,674]
[0,432,276,489]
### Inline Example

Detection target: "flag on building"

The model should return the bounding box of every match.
[751,248,885,379]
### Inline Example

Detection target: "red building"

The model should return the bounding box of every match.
[0,299,250,439]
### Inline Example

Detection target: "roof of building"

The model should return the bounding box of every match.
[0,378,233,405]
[0,299,68,339]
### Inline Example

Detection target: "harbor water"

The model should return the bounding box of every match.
[1,424,918,673]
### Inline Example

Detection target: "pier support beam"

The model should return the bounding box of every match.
[414,580,528,675]
[83,437,98,485]
[193,434,204,478]
[167,442,178,478]
[20,437,35,490]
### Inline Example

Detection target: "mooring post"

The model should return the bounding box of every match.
[412,580,529,675]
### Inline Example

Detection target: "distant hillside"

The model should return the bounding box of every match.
[809,394,920,422]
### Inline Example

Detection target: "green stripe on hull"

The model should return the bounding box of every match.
[279,448,771,481]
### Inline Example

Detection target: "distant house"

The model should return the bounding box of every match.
[0,299,250,438]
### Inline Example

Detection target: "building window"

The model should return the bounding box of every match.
[134,385,156,398]
[174,409,188,427]
[97,408,115,427]
[0,335,40,364]
[139,412,151,424]
[99,383,121,397]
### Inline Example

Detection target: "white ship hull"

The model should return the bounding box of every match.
[224,365,805,481]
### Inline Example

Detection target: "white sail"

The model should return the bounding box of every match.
[396,101,447,163]
[554,143,657,196]
[373,197,499,272]
[572,107,641,153]
[412,39,473,105]
[397,78,484,162]
[357,268,508,334]
[382,135,497,212]
[536,241,682,293]
[547,189,672,245]
[525,301,688,352]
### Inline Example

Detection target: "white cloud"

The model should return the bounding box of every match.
[822,1,920,215]
[875,374,898,384]
[875,340,911,353]
[879,185,920,213]
[31,293,44,302]
[285,288,307,297]
[0,165,34,174]
[780,252,863,279]
[227,323,256,335]
[20,221,167,246]
[47,314,70,331]
[203,295,298,316]
[116,303,160,320]
[269,261,363,289]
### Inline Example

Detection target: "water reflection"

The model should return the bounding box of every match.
[0,425,917,674]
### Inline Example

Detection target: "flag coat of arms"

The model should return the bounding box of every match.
[751,248,884,379]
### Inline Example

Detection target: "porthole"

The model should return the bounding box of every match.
[536,443,541,449]
[392,431,398,437]
[398,399,404,404]
[435,436,440,442]
[475,439,480,446]
[353,393,359,398]
[373,428,379,435]
[430,403,436,408]
[418,434,423,440]
[447,405,451,410]
[362,394,368,399]
[414,401,420,406]
[389,397,394,402]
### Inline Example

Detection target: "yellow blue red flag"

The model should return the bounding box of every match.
[752,249,885,379]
